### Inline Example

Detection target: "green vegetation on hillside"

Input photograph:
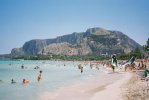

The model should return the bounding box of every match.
[12,54,110,61]
[12,48,142,61]
[144,38,149,52]
[117,48,142,60]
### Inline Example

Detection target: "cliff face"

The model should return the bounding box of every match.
[22,39,47,55]
[11,48,24,56]
[11,27,142,56]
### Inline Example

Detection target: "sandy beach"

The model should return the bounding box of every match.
[40,72,132,100]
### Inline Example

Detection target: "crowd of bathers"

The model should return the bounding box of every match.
[1,57,149,84]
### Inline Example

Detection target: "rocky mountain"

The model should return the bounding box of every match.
[11,27,142,56]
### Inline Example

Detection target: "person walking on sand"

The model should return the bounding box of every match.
[111,55,117,72]
[37,70,42,82]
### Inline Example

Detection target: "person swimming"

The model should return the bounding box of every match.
[34,66,39,69]
[21,64,24,69]
[37,70,42,82]
[11,78,16,84]
[22,79,29,84]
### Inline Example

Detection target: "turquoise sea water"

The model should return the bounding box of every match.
[0,60,102,100]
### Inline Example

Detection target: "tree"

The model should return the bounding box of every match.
[129,48,142,59]
[144,38,149,52]
[143,38,149,58]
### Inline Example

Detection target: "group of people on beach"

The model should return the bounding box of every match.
[81,54,148,75]
[99,54,149,81]
[103,54,148,72]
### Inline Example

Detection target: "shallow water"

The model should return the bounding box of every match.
[0,60,102,100]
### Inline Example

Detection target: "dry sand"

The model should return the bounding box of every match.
[91,72,131,100]
[40,72,132,100]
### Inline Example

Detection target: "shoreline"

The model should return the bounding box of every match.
[91,72,132,100]
[40,72,132,100]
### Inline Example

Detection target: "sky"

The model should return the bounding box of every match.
[0,0,149,54]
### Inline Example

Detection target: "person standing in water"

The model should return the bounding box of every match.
[111,55,118,72]
[37,70,42,82]
[78,64,83,73]
[80,66,83,73]
[21,64,24,69]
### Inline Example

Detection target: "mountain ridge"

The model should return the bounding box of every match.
[11,27,142,56]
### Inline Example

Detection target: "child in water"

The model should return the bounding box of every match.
[37,70,42,82]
